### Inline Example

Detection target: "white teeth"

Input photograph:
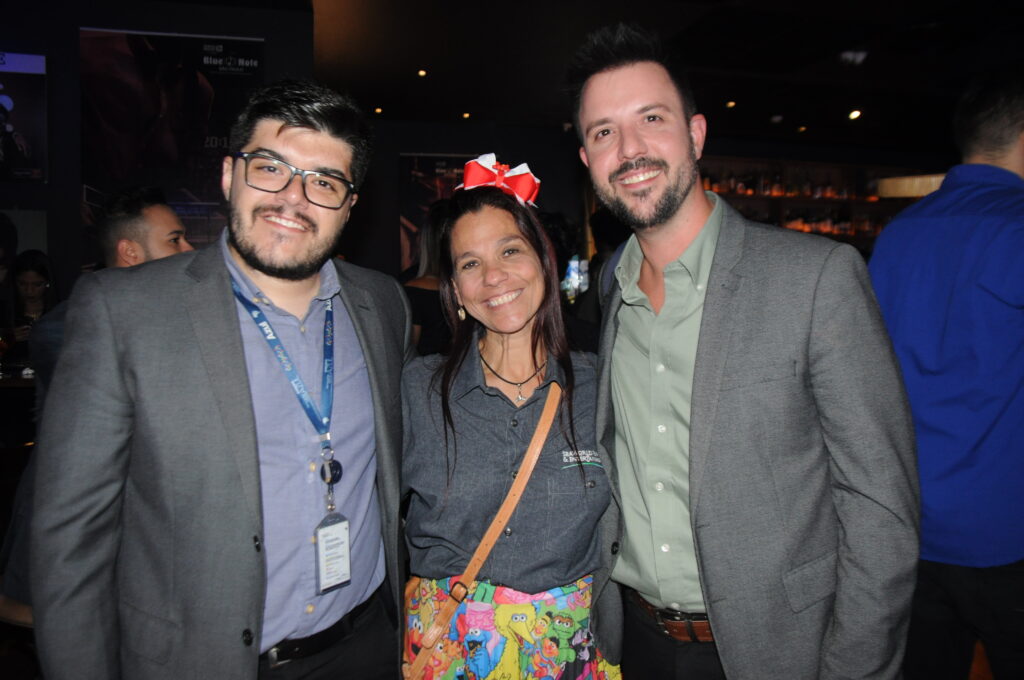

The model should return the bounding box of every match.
[264,214,306,231]
[620,170,661,185]
[487,290,521,307]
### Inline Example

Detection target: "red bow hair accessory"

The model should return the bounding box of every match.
[457,153,541,205]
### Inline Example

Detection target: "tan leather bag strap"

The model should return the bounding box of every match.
[403,383,562,680]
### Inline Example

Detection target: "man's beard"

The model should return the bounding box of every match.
[227,204,341,281]
[596,150,699,232]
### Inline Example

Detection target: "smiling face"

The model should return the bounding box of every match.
[578,61,707,232]
[450,204,544,342]
[221,119,357,281]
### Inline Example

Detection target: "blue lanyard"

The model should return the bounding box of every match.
[230,280,334,448]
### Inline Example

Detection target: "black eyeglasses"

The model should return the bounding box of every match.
[230,152,356,209]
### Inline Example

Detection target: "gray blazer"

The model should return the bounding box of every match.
[30,244,411,680]
[591,203,919,678]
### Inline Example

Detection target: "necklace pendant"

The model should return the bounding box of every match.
[515,392,527,403]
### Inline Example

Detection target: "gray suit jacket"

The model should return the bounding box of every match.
[592,202,919,678]
[30,244,411,679]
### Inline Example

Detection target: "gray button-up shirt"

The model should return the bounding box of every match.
[402,344,609,593]
[221,236,383,651]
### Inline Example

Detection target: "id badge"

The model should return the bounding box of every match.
[315,513,350,594]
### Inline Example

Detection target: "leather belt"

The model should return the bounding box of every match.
[628,589,714,643]
[261,589,377,668]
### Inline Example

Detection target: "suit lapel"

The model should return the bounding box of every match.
[689,206,746,510]
[184,246,262,520]
[332,263,399,494]
[597,286,624,503]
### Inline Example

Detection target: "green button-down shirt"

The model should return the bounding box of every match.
[610,192,722,612]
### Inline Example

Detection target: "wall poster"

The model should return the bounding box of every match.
[79,28,264,247]
[398,153,473,277]
[0,51,47,183]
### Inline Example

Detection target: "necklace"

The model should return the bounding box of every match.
[480,354,547,403]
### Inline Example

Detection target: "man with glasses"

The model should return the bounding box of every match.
[30,80,411,680]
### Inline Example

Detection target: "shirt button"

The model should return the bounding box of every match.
[656,364,666,373]
[586,480,596,489]
[661,543,670,553]
[309,462,317,472]
[504,527,512,537]
[611,542,620,555]
[305,604,315,614]
[654,482,665,492]
[696,284,705,291]
[299,325,306,332]
[242,629,254,646]
[511,419,518,427]
[253,535,262,552]
[657,424,667,433]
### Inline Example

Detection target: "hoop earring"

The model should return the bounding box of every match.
[457,306,466,321]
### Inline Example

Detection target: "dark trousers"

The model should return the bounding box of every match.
[257,590,399,680]
[904,558,1024,680]
[621,591,726,680]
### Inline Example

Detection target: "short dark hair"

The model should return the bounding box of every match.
[953,66,1024,160]
[98,186,168,266]
[229,79,373,188]
[565,23,698,139]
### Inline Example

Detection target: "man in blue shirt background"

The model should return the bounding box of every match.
[869,68,1024,679]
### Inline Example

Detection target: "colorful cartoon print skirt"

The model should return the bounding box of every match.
[404,574,621,680]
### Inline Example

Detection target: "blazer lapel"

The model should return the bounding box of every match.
[597,286,624,503]
[689,205,746,511]
[184,246,262,520]
[332,263,399,489]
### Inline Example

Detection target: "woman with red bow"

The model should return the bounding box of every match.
[401,155,621,680]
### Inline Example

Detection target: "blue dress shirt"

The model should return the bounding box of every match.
[869,164,1024,567]
[220,235,384,650]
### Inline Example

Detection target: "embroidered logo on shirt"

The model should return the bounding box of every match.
[561,449,603,468]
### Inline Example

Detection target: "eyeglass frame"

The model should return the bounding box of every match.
[229,151,357,209]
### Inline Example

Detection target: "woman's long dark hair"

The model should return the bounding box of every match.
[434,186,577,481]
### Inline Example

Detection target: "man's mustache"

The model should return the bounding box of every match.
[609,157,668,183]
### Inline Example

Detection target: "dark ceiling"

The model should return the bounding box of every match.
[310,0,1024,167]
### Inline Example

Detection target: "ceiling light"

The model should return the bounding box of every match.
[770,114,783,124]
[462,112,471,119]
[848,110,862,120]
[797,125,807,133]
[374,107,382,114]
[725,101,736,109]
[417,69,427,77]
[839,50,868,66]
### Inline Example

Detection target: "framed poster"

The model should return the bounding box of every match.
[398,153,473,276]
[79,28,264,246]
[0,51,47,182]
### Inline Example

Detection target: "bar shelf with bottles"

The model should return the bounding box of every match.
[699,156,916,253]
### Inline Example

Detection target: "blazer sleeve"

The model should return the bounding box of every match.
[30,273,130,680]
[808,244,919,679]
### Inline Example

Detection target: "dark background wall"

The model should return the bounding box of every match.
[0,0,313,298]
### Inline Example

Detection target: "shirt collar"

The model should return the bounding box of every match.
[614,191,723,303]
[450,329,565,402]
[218,229,341,305]
[943,163,1024,191]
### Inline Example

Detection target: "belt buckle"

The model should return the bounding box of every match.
[267,646,291,669]
[654,606,705,642]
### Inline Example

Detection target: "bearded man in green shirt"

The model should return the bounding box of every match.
[566,24,919,680]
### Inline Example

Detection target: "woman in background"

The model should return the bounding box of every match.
[404,199,451,356]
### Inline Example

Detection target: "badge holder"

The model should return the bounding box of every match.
[315,446,350,594]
